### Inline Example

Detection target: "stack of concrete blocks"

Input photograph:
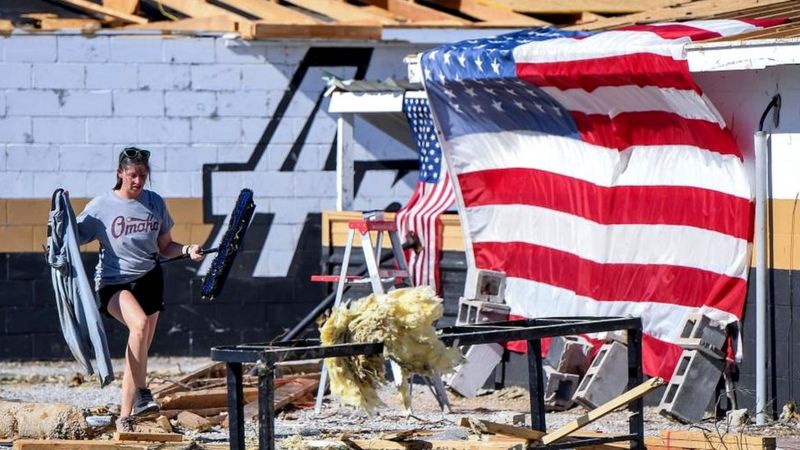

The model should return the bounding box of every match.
[446,270,509,397]
[541,336,593,411]
[658,313,727,423]
[572,334,629,410]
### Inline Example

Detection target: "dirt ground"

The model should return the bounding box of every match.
[2,357,799,449]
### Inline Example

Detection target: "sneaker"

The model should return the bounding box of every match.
[131,388,160,416]
[116,416,135,433]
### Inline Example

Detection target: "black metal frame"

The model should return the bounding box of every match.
[211,316,644,450]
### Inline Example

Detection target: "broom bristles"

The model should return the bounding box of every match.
[201,189,255,301]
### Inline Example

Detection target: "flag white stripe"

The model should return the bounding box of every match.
[448,132,751,199]
[468,204,750,279]
[513,31,687,63]
[540,85,725,125]
[503,277,740,342]
[651,19,761,36]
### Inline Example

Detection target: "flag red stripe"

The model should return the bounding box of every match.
[516,53,697,93]
[619,24,722,41]
[738,18,790,28]
[474,241,746,315]
[572,111,742,158]
[459,168,752,240]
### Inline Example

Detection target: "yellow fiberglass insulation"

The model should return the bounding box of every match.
[319,285,463,412]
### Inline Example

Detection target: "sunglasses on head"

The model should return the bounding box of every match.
[120,147,150,162]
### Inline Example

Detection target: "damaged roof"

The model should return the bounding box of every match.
[0,0,797,41]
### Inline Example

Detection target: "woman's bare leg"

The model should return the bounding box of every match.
[107,290,149,418]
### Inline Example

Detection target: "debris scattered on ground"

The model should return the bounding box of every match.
[320,286,463,411]
[0,400,89,440]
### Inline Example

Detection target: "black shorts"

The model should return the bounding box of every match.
[98,264,164,318]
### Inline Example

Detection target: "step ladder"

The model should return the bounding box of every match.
[311,216,451,414]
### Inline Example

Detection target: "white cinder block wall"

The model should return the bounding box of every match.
[0,32,428,277]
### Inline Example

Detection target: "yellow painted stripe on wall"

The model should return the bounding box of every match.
[0,198,212,253]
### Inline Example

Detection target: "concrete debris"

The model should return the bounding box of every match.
[728,408,749,427]
[0,400,89,440]
[320,286,463,411]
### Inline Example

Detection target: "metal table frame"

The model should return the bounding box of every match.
[211,316,644,450]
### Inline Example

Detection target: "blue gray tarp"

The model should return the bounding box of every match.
[47,189,114,387]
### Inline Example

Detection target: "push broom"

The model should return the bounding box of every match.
[163,188,256,301]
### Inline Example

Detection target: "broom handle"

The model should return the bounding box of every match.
[161,247,218,264]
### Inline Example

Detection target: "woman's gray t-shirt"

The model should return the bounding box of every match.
[77,190,174,288]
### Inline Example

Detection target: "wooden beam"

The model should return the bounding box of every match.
[0,20,14,33]
[122,16,241,32]
[13,440,150,450]
[250,22,381,40]
[541,377,665,445]
[282,0,397,24]
[436,0,547,25]
[38,18,102,30]
[154,0,249,21]
[477,0,686,14]
[214,0,318,24]
[114,432,184,442]
[660,431,776,450]
[50,0,148,23]
[360,0,469,24]
[159,386,259,410]
[459,417,544,442]
[103,0,139,14]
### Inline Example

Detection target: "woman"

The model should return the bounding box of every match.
[77,147,204,432]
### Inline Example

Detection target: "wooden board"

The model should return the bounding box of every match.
[123,16,241,32]
[114,431,183,442]
[151,362,225,398]
[660,432,776,450]
[38,18,102,30]
[214,0,318,24]
[103,0,138,15]
[541,377,665,445]
[243,376,319,420]
[360,0,468,24]
[282,0,397,24]
[159,386,259,410]
[478,0,686,14]
[0,19,14,33]
[250,22,381,40]
[153,0,249,22]
[458,417,544,442]
[13,441,233,450]
[436,0,547,25]
[51,0,148,23]
[176,410,212,432]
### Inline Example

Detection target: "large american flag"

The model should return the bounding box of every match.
[395,93,456,292]
[420,19,783,379]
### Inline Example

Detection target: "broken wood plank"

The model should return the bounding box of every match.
[13,441,150,450]
[660,431,775,447]
[50,0,148,23]
[244,376,319,420]
[158,406,228,419]
[541,377,665,445]
[351,440,526,450]
[214,0,318,24]
[458,417,544,442]
[250,22,381,40]
[176,410,213,432]
[103,0,139,15]
[156,415,172,433]
[159,386,259,410]
[282,0,397,24]
[114,431,183,442]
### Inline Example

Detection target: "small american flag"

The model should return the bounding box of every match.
[420,19,783,379]
[395,94,456,292]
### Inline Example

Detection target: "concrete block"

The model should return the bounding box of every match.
[0,117,32,143]
[3,172,34,198]
[191,65,241,90]
[267,45,306,65]
[215,40,269,63]
[304,114,337,145]
[456,299,510,325]
[543,366,581,411]
[545,336,593,376]
[34,171,87,198]
[0,92,4,116]
[241,65,290,90]
[110,37,163,62]
[87,118,138,144]
[151,171,195,197]
[138,64,190,90]
[0,63,32,88]
[113,90,164,116]
[190,117,240,143]
[217,91,271,117]
[59,145,114,171]
[658,349,724,423]
[675,313,727,357]
[57,36,109,62]
[58,91,112,116]
[446,343,503,398]
[294,171,337,198]
[7,144,58,171]
[217,144,253,164]
[139,117,190,143]
[572,341,628,410]
[165,91,216,117]
[464,269,506,303]
[6,90,59,116]
[268,198,321,224]
[242,171,292,197]
[164,38,215,64]
[32,117,86,143]
[86,63,137,89]
[5,36,57,62]
[32,64,85,89]
[85,172,114,196]
[164,146,217,171]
